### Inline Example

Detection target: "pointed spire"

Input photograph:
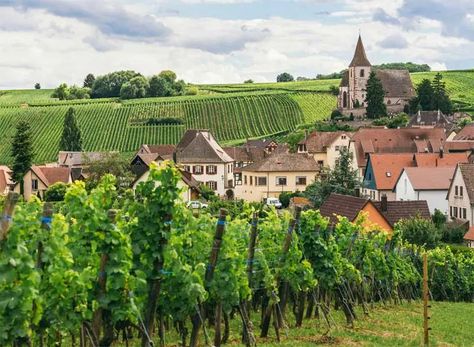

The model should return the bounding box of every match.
[349,34,371,67]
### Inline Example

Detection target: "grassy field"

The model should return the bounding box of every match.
[116,301,473,346]
[0,69,472,164]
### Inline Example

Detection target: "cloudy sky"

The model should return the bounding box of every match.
[0,0,472,89]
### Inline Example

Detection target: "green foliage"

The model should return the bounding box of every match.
[331,109,344,120]
[279,191,302,208]
[244,79,254,84]
[145,117,184,126]
[91,70,142,98]
[375,62,431,72]
[44,182,68,202]
[365,71,387,119]
[83,73,95,88]
[11,121,34,192]
[396,216,441,248]
[120,76,149,99]
[432,209,447,229]
[440,222,466,244]
[34,83,41,90]
[83,152,134,191]
[52,83,90,100]
[372,113,408,128]
[277,72,294,82]
[409,73,453,114]
[59,107,82,151]
[199,183,217,201]
[207,199,263,219]
[304,148,360,208]
[285,130,305,152]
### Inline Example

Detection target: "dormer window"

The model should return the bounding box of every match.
[360,69,365,77]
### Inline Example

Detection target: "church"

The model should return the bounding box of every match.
[338,35,415,116]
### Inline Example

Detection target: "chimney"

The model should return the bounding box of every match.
[172,151,177,163]
[381,194,388,212]
[354,188,360,197]
[439,147,444,159]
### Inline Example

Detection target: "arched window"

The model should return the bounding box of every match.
[343,91,348,108]
[360,69,365,77]
[387,99,392,105]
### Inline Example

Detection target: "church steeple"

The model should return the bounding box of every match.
[349,35,371,67]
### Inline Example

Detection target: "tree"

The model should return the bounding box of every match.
[304,148,360,207]
[432,73,453,114]
[120,76,149,99]
[11,121,34,195]
[158,70,177,84]
[59,107,82,151]
[276,72,294,82]
[416,79,434,111]
[34,83,41,90]
[244,79,254,84]
[91,70,141,98]
[148,75,173,97]
[396,216,441,248]
[83,73,95,88]
[44,182,68,202]
[52,83,70,100]
[83,152,134,191]
[365,71,387,119]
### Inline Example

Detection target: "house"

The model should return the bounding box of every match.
[446,163,474,226]
[445,123,474,153]
[319,193,393,233]
[174,130,234,197]
[362,152,467,201]
[349,128,446,176]
[235,152,319,202]
[394,167,455,214]
[14,166,72,200]
[58,151,113,181]
[337,35,415,116]
[463,227,474,248]
[132,161,200,202]
[297,131,353,169]
[0,166,12,195]
[131,144,176,177]
[408,110,452,129]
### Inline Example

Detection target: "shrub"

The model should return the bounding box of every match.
[145,117,183,126]
[44,182,68,202]
[396,216,441,248]
[331,109,344,120]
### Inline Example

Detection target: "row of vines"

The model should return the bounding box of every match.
[1,162,474,347]
[0,93,310,164]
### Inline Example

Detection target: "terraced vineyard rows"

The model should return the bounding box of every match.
[0,93,305,164]
[290,93,336,122]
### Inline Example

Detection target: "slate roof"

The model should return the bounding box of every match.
[242,152,319,172]
[298,131,353,153]
[349,35,371,67]
[401,167,455,190]
[31,166,71,187]
[174,130,233,164]
[372,200,431,226]
[408,110,451,127]
[375,69,415,99]
[351,128,446,168]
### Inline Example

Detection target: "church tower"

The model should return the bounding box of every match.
[348,35,371,108]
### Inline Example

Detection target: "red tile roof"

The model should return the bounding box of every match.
[351,128,446,168]
[402,167,455,190]
[298,131,352,153]
[414,152,469,167]
[369,153,415,190]
[454,124,474,141]
[463,227,474,241]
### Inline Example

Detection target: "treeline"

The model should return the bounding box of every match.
[315,62,431,80]
[52,70,196,101]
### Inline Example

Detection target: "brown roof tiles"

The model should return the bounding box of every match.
[242,152,319,172]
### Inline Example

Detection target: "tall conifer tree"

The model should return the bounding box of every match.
[365,71,387,119]
[59,107,82,151]
[11,121,34,195]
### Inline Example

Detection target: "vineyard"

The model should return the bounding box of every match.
[0,92,318,164]
[1,162,474,347]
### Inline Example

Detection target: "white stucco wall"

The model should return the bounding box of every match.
[448,168,474,225]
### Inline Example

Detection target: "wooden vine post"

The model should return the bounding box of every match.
[37,202,53,270]
[190,208,228,347]
[423,252,430,347]
[0,192,19,241]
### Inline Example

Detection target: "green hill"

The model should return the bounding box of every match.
[0,69,472,165]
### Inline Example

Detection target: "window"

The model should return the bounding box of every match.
[335,146,340,151]
[193,165,203,175]
[317,160,324,168]
[387,99,392,105]
[360,69,365,77]
[206,181,217,191]
[455,186,458,196]
[454,207,458,218]
[296,176,307,185]
[250,176,253,185]
[463,208,467,219]
[32,179,39,191]
[341,135,347,140]
[460,186,464,197]
[257,177,267,186]
[206,165,217,175]
[244,175,247,185]
[276,176,287,186]
[184,165,191,172]
[450,206,453,218]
